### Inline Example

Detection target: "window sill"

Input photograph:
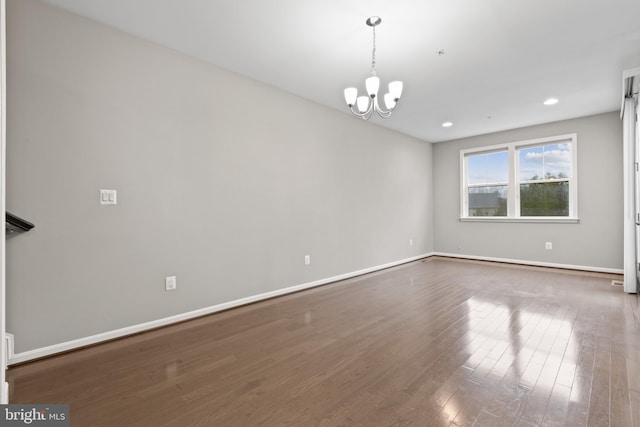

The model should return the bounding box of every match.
[459,217,580,224]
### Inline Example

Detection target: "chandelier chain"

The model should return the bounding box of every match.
[371,24,376,76]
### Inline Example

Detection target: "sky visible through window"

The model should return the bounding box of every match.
[467,144,571,185]
[519,143,571,181]
[467,151,508,185]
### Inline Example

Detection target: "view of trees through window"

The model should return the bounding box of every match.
[518,143,571,216]
[520,181,569,216]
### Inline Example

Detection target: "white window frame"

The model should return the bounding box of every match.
[460,134,579,223]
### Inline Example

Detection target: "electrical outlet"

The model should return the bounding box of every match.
[304,255,311,265]
[165,276,177,291]
[545,242,553,250]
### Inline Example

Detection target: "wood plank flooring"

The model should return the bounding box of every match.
[7,257,640,426]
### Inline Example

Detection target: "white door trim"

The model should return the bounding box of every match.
[0,0,8,404]
[623,68,640,294]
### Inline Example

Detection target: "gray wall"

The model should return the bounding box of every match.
[433,112,623,270]
[6,0,433,353]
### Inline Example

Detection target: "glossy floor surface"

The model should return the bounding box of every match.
[8,257,640,426]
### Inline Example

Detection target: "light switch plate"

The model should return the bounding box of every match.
[100,189,117,205]
[165,276,177,291]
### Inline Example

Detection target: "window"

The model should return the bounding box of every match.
[466,150,508,217]
[460,134,578,222]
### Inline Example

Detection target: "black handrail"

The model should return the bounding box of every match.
[6,211,34,235]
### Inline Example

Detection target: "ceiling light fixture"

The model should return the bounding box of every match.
[543,97,559,105]
[442,121,453,127]
[344,17,403,120]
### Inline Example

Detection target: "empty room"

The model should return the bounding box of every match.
[1,0,640,426]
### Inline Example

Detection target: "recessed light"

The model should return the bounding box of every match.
[543,98,559,105]
[442,121,453,127]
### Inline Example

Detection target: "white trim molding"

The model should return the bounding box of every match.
[622,67,639,293]
[4,332,12,360]
[459,217,579,224]
[432,252,623,275]
[8,253,432,365]
[1,0,7,404]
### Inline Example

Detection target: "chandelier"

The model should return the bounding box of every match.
[344,16,403,120]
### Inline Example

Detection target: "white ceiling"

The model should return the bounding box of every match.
[39,0,640,142]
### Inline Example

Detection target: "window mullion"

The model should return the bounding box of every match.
[508,145,518,217]
[460,154,467,217]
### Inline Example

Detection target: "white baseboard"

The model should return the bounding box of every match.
[8,253,432,365]
[431,252,624,275]
[1,382,7,405]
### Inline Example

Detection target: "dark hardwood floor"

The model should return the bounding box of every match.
[7,257,640,426]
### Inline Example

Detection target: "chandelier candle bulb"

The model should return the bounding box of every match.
[365,76,380,97]
[357,96,369,113]
[344,88,358,106]
[384,93,396,109]
[389,81,403,99]
[344,16,403,120]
